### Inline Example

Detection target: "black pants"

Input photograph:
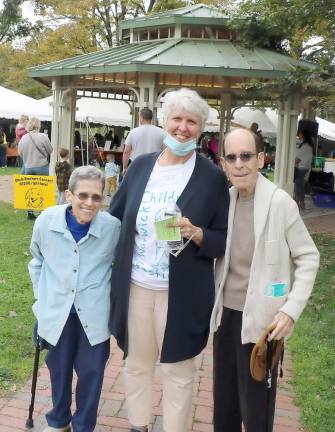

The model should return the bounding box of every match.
[213,308,278,432]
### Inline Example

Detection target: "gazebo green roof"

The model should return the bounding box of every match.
[120,3,232,30]
[29,39,316,82]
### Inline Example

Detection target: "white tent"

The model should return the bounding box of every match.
[231,107,277,137]
[39,96,132,127]
[236,107,335,142]
[0,86,52,121]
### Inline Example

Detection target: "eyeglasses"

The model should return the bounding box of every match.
[224,152,256,164]
[73,192,103,203]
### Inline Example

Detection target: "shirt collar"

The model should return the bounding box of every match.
[48,204,103,238]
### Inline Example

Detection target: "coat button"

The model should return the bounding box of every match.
[73,269,77,273]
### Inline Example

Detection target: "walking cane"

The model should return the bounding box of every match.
[265,340,274,432]
[26,336,41,428]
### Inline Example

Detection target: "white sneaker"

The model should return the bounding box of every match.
[43,426,71,432]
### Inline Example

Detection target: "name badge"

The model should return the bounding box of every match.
[265,282,288,297]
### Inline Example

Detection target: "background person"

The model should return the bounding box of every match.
[104,153,120,197]
[15,114,29,143]
[55,148,72,205]
[108,88,229,432]
[0,127,7,167]
[122,107,165,175]
[18,117,53,219]
[211,128,319,432]
[28,166,121,432]
[294,128,314,210]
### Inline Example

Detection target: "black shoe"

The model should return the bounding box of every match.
[27,213,37,220]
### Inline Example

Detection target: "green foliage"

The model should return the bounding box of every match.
[289,234,335,432]
[0,202,39,394]
[0,0,32,43]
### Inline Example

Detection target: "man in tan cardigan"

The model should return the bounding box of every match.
[211,128,319,432]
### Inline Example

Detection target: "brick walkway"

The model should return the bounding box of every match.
[0,336,304,432]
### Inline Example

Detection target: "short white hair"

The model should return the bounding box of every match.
[68,165,105,192]
[162,88,209,130]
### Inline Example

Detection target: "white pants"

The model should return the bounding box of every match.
[126,283,195,432]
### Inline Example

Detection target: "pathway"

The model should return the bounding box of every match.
[0,337,303,432]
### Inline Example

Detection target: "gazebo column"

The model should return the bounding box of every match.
[301,98,316,120]
[50,82,76,174]
[50,79,61,175]
[137,73,157,126]
[218,92,232,156]
[274,94,301,195]
[59,89,76,165]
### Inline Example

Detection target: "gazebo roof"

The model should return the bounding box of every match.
[29,38,316,84]
[121,3,232,30]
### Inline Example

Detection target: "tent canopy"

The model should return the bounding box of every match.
[0,86,52,121]
[39,96,132,127]
[232,107,335,142]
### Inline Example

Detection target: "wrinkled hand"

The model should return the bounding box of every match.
[268,311,294,341]
[169,217,203,246]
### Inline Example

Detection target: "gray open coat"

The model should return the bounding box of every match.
[108,152,229,362]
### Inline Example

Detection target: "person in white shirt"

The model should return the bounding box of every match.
[108,88,229,432]
[294,129,314,209]
[122,107,165,174]
[104,153,120,197]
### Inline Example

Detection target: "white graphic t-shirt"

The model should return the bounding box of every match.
[131,152,196,290]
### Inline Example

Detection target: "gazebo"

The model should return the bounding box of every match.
[29,3,317,194]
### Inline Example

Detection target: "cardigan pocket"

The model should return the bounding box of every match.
[265,240,279,265]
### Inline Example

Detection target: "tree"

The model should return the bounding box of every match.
[232,0,335,120]
[0,0,32,42]
[234,0,335,66]
[33,0,161,48]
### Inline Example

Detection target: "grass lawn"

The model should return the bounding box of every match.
[289,234,335,432]
[0,202,37,395]
[0,167,21,176]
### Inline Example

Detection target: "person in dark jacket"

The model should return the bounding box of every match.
[55,148,72,204]
[108,88,229,432]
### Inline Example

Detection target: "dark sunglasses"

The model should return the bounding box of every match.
[74,192,103,203]
[224,152,256,164]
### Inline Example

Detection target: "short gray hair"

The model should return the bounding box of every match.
[27,117,41,132]
[162,88,209,130]
[68,165,105,192]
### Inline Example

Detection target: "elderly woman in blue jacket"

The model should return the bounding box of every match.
[211,128,319,432]
[29,166,120,432]
[108,88,229,432]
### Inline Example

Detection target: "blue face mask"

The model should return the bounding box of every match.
[164,133,197,157]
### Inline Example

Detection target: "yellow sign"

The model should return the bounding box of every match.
[13,175,56,211]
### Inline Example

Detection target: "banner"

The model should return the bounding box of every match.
[13,175,56,211]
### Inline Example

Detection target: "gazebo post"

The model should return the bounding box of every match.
[50,79,61,175]
[218,92,232,156]
[137,73,157,126]
[50,81,76,173]
[274,94,301,195]
[59,88,76,166]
